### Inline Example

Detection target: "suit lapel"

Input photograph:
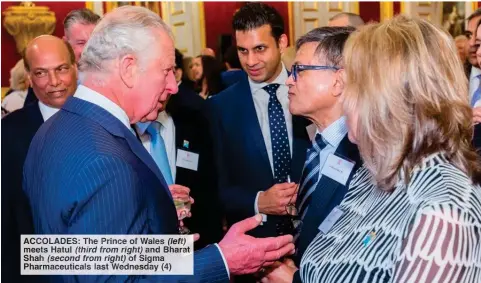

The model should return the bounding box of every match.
[290,116,310,182]
[309,135,360,210]
[62,97,171,196]
[235,78,272,178]
[26,102,44,131]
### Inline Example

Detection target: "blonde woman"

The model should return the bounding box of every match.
[262,16,481,283]
[2,59,29,116]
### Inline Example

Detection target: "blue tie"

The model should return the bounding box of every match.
[472,75,481,107]
[296,134,327,219]
[146,121,173,185]
[264,83,291,183]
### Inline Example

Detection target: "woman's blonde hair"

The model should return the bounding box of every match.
[343,15,481,190]
[10,59,27,91]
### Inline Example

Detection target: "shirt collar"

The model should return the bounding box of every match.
[471,66,481,79]
[248,63,288,94]
[38,101,60,121]
[315,116,348,148]
[74,85,131,131]
[136,111,170,135]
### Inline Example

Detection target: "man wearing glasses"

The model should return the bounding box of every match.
[284,26,363,282]
[206,2,311,255]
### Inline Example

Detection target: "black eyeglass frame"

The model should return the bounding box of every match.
[290,64,341,82]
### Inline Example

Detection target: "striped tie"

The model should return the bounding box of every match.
[472,74,481,107]
[296,134,327,219]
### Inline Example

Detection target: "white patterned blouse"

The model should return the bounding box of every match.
[300,152,481,283]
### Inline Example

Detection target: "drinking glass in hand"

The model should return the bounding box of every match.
[174,197,191,234]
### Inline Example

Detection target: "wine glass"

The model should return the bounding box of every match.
[174,197,191,234]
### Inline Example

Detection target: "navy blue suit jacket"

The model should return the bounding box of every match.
[206,74,311,238]
[292,135,362,283]
[221,70,245,88]
[23,97,229,282]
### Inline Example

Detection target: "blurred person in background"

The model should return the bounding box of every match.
[455,34,468,62]
[191,55,226,99]
[2,59,29,116]
[221,45,244,87]
[328,12,365,28]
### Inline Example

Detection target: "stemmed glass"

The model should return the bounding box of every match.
[174,197,191,234]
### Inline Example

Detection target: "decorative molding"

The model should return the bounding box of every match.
[288,2,294,45]
[2,2,56,55]
[328,2,343,12]
[352,2,360,15]
[85,1,94,11]
[301,2,318,12]
[380,2,394,22]
[1,87,9,99]
[170,2,185,16]
[198,2,206,49]
[302,18,319,34]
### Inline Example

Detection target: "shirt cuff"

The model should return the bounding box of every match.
[254,191,267,224]
[254,191,262,214]
[213,243,230,279]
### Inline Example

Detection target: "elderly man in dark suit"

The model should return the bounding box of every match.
[1,35,78,283]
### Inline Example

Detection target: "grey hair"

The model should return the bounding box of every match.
[78,5,173,76]
[295,26,355,67]
[63,8,100,34]
[329,12,365,28]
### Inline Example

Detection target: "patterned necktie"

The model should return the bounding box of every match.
[264,83,292,183]
[146,121,173,185]
[296,134,327,219]
[472,74,481,107]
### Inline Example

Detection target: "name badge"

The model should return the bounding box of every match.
[318,206,344,234]
[176,149,199,171]
[320,154,355,186]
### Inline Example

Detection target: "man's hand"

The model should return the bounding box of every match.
[260,258,298,283]
[168,184,194,204]
[169,184,194,219]
[258,183,297,215]
[218,214,295,275]
[473,107,481,125]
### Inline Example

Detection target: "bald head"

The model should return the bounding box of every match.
[25,35,78,108]
[25,35,75,71]
[328,13,365,28]
[201,48,216,57]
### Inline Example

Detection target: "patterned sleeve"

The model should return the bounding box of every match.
[393,203,481,283]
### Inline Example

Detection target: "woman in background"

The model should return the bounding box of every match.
[263,15,481,283]
[191,55,225,99]
[2,59,29,117]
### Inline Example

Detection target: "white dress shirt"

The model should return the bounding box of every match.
[249,64,293,172]
[38,101,60,121]
[74,85,133,134]
[136,111,177,181]
[469,66,481,106]
[251,65,293,216]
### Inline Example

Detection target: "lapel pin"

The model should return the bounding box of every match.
[362,231,377,247]
[183,140,189,149]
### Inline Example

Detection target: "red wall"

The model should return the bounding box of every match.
[203,2,290,57]
[1,1,86,87]
[359,2,381,23]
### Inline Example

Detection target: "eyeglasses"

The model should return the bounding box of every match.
[290,64,341,82]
